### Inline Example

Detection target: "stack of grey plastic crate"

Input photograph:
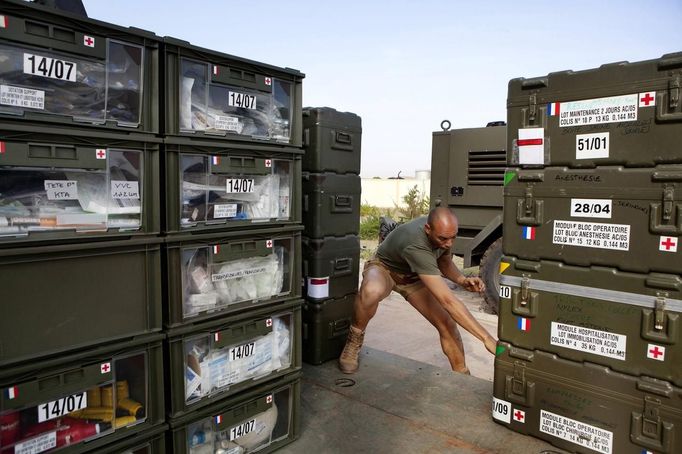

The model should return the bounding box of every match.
[0,1,167,452]
[301,107,362,364]
[492,53,682,454]
[159,37,304,453]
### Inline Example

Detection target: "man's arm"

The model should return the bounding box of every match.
[419,273,496,354]
[437,251,485,292]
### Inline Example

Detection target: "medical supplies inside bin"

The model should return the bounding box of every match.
[0,339,164,454]
[0,3,159,132]
[178,154,293,227]
[0,141,158,242]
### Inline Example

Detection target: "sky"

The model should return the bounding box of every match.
[84,0,682,177]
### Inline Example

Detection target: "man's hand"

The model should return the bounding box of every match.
[458,276,485,293]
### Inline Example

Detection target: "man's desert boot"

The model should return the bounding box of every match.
[338,325,365,374]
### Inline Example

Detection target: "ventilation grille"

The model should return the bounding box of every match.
[467,150,506,186]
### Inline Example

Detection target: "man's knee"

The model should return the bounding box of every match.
[359,278,391,304]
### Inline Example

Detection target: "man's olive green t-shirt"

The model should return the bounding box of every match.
[376,216,446,275]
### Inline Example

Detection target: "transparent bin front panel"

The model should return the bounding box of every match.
[0,149,144,237]
[0,352,148,453]
[181,237,293,319]
[179,59,292,142]
[186,385,292,454]
[0,40,143,126]
[180,154,292,227]
[184,313,293,404]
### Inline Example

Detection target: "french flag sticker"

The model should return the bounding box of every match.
[518,317,531,331]
[6,386,18,400]
[547,102,560,116]
[522,226,536,240]
[215,415,222,425]
[213,245,220,255]
[212,156,220,166]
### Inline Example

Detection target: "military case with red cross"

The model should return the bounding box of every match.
[162,140,302,235]
[165,299,302,419]
[162,37,304,147]
[503,166,682,274]
[493,341,682,454]
[497,255,681,386]
[0,126,160,246]
[507,52,682,169]
[0,0,160,135]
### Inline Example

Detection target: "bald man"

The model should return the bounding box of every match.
[339,207,497,374]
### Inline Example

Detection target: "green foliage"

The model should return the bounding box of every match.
[397,185,430,220]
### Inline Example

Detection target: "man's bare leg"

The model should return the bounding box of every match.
[339,265,393,373]
[406,287,469,373]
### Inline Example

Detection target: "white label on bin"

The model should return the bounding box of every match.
[540,410,613,454]
[226,178,255,194]
[517,128,544,165]
[550,322,626,361]
[499,285,511,299]
[14,431,57,454]
[552,220,629,251]
[111,181,140,199]
[215,115,241,132]
[229,342,256,361]
[37,391,88,422]
[570,199,612,219]
[307,277,330,299]
[492,397,511,423]
[228,91,256,110]
[44,180,78,200]
[229,419,256,441]
[214,203,238,218]
[212,266,267,282]
[576,132,609,159]
[23,53,77,82]
[559,94,637,128]
[0,84,45,109]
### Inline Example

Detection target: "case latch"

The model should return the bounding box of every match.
[641,293,679,343]
[649,185,681,235]
[631,396,673,452]
[528,93,537,124]
[670,73,680,110]
[511,275,539,317]
[516,185,543,225]
[505,361,535,406]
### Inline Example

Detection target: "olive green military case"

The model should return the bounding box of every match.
[507,52,682,169]
[498,255,681,386]
[493,341,682,454]
[503,166,681,275]
[301,107,362,174]
[302,172,361,238]
[302,294,355,365]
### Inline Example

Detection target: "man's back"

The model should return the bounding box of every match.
[376,216,445,276]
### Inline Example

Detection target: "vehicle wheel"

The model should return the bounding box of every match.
[479,237,503,315]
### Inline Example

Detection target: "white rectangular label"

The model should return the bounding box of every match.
[214,203,238,218]
[553,220,629,251]
[23,53,77,82]
[540,410,613,454]
[44,180,78,200]
[111,180,140,199]
[226,178,255,194]
[499,285,512,299]
[492,397,511,423]
[14,431,57,454]
[570,199,612,219]
[212,266,267,282]
[215,115,241,131]
[230,419,256,441]
[228,91,256,110]
[307,277,330,299]
[0,84,45,109]
[576,132,609,159]
[229,342,256,361]
[559,94,637,127]
[517,128,544,165]
[550,322,626,361]
[37,391,88,422]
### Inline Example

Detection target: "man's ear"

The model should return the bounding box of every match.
[424,223,431,235]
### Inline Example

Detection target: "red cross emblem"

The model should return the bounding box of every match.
[265,159,272,167]
[84,35,95,47]
[513,409,525,423]
[639,92,656,107]
[96,149,106,159]
[264,77,272,86]
[659,236,678,252]
[266,395,273,404]
[265,318,272,327]
[100,362,111,374]
[266,239,273,248]
[647,344,665,361]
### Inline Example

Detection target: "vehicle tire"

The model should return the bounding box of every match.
[479,237,503,315]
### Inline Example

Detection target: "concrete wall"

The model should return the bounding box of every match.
[361,174,431,208]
